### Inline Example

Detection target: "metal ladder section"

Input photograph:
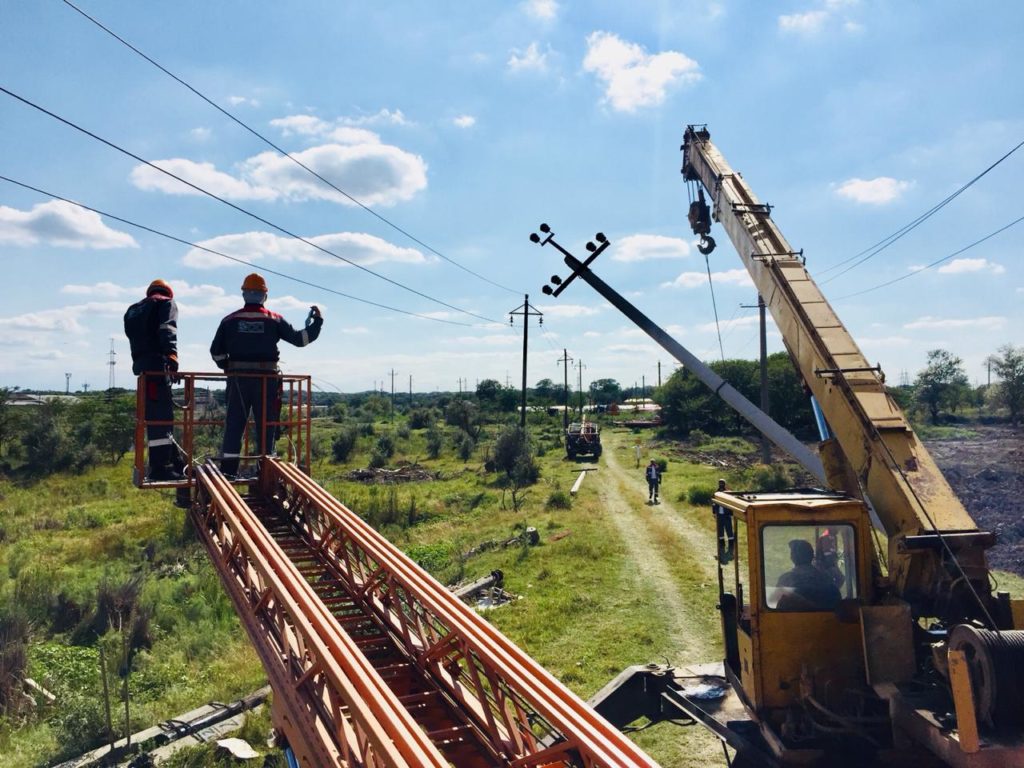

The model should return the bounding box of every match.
[192,458,660,768]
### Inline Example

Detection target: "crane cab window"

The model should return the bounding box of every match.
[763,524,857,611]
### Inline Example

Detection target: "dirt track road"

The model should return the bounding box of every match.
[595,429,727,767]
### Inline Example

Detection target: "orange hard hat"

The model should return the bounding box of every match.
[147,278,173,298]
[241,272,268,293]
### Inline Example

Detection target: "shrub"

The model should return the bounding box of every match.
[331,428,358,462]
[368,450,388,469]
[688,428,710,445]
[457,434,475,462]
[750,463,791,492]
[687,485,715,506]
[357,422,375,437]
[396,424,411,440]
[375,433,396,458]
[408,408,436,430]
[546,489,572,509]
[425,426,443,459]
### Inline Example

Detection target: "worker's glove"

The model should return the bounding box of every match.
[306,305,323,329]
[164,355,181,384]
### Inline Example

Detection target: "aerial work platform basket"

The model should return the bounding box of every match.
[132,371,312,489]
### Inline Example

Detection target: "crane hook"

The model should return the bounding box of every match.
[698,235,716,255]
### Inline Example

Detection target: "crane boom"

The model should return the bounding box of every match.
[681,125,990,602]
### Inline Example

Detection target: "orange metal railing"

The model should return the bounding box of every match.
[132,371,311,489]
[259,457,661,768]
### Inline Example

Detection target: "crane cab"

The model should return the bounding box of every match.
[713,489,876,740]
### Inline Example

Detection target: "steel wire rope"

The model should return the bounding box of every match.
[816,136,1024,283]
[703,252,726,363]
[0,173,477,327]
[833,212,1024,301]
[60,0,521,297]
[0,85,501,325]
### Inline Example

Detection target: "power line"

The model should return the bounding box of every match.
[0,84,501,325]
[833,212,1024,301]
[0,173,478,327]
[60,0,520,297]
[817,135,1024,284]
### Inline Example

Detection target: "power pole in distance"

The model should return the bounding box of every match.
[557,349,573,429]
[65,372,71,394]
[107,338,116,390]
[509,294,543,428]
[575,359,587,416]
[389,368,396,422]
[742,295,771,464]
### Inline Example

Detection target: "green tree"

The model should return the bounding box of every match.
[914,349,968,423]
[989,344,1024,424]
[589,378,622,405]
[445,398,481,439]
[476,379,502,407]
[533,378,556,403]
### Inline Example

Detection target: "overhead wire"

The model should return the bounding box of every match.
[0,84,502,325]
[60,0,521,297]
[816,135,1024,284]
[0,173,477,327]
[833,212,1024,301]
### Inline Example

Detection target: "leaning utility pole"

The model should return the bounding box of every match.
[557,349,573,429]
[509,294,543,428]
[531,223,825,484]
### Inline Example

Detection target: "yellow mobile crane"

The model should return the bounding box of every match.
[534,127,1024,767]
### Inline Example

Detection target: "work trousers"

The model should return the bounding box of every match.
[221,374,281,475]
[143,375,175,473]
[647,478,660,499]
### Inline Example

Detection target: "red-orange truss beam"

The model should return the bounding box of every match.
[192,461,450,768]
[261,458,661,768]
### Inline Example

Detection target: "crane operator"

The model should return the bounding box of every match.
[773,539,842,611]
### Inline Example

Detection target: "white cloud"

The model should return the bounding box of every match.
[936,258,1005,275]
[834,177,911,204]
[523,0,558,20]
[583,31,701,112]
[537,303,602,318]
[269,115,386,145]
[190,127,212,141]
[613,234,691,262]
[339,109,409,127]
[183,230,426,270]
[61,282,137,298]
[778,10,828,34]
[0,308,84,334]
[662,268,753,289]
[903,316,1006,331]
[453,115,477,129]
[0,200,137,249]
[779,1,863,36]
[696,315,758,334]
[132,142,428,208]
[227,95,260,107]
[508,42,549,73]
[130,159,277,200]
[243,144,427,207]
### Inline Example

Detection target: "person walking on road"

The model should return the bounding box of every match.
[210,273,324,476]
[124,279,183,481]
[645,459,661,503]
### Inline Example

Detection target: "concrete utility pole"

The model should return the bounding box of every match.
[509,294,543,428]
[409,374,413,408]
[389,369,397,422]
[65,372,71,394]
[742,295,772,464]
[557,349,573,429]
[642,374,646,401]
[657,361,662,389]
[107,339,116,390]
[575,359,587,416]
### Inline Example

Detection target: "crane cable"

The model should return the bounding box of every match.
[0,173,478,327]
[703,251,726,363]
[817,135,1024,284]
[0,84,502,326]
[60,0,521,297]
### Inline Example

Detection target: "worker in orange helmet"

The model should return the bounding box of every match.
[210,273,323,476]
[124,279,183,481]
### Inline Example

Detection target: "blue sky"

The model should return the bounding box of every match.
[1,1,1021,397]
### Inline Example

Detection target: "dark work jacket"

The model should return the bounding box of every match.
[124,294,178,375]
[210,304,323,370]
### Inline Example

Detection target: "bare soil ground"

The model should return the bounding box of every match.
[924,423,1024,574]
